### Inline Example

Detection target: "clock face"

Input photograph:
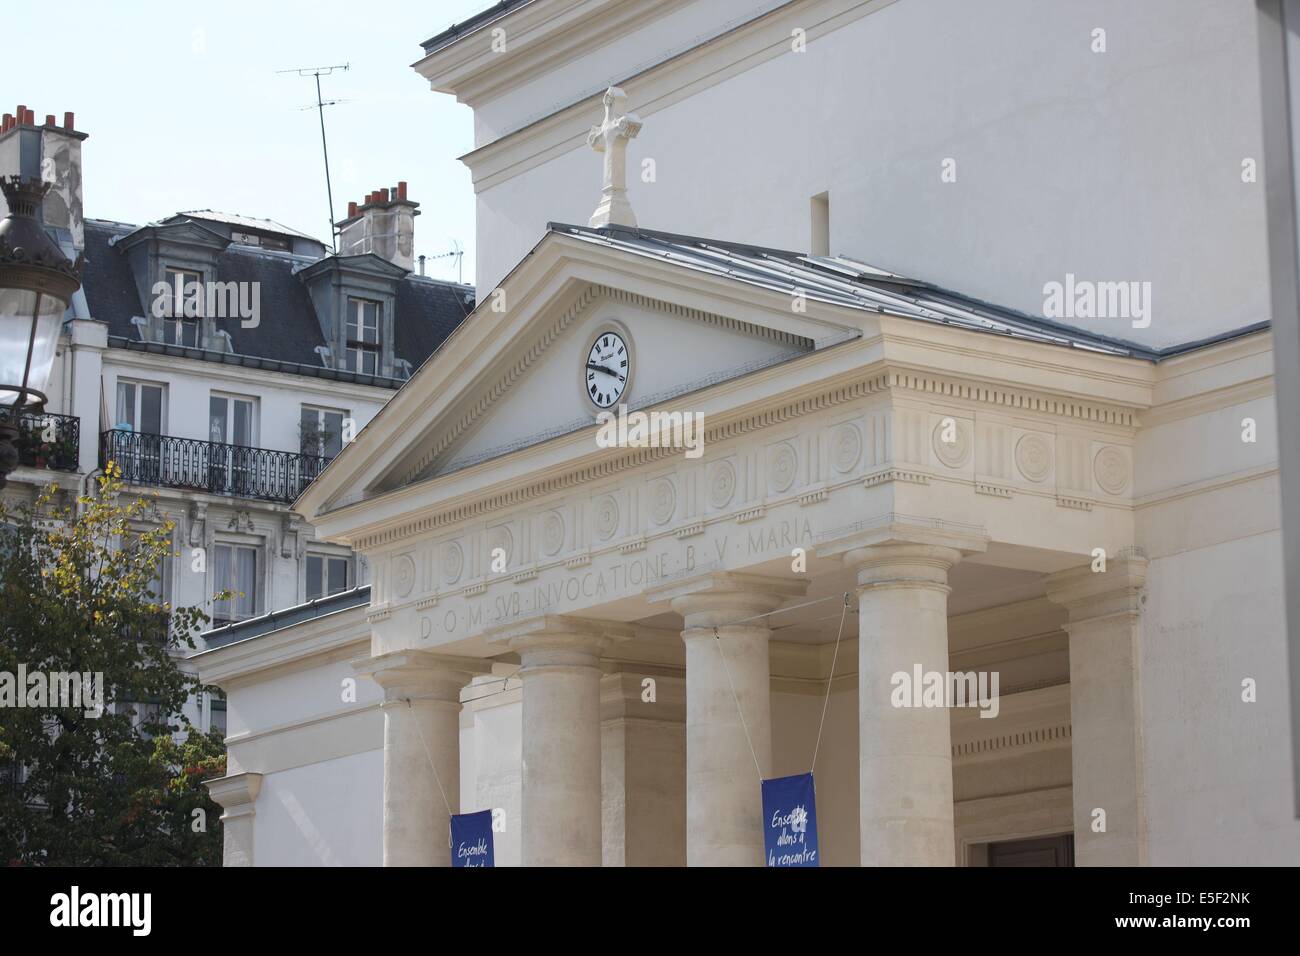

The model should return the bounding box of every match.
[585,330,630,409]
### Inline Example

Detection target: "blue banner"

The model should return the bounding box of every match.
[451,810,495,868]
[762,772,819,867]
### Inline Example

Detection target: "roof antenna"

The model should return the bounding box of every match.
[423,239,465,284]
[277,62,350,253]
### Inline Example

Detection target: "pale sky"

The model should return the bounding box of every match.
[6,0,493,285]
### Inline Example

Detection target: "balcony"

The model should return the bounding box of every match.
[100,430,330,504]
[15,411,81,473]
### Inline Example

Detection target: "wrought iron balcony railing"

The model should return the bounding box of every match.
[100,430,330,504]
[16,411,81,473]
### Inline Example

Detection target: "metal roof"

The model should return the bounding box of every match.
[176,209,321,243]
[420,0,533,56]
[549,222,1167,360]
[200,586,371,650]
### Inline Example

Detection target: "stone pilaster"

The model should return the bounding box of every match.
[817,514,988,866]
[648,571,808,866]
[1045,554,1148,866]
[354,650,489,867]
[206,771,263,868]
[600,669,686,866]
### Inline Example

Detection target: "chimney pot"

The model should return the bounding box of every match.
[45,114,56,127]
[380,187,390,202]
[24,109,34,125]
[397,181,408,201]
[16,105,26,124]
[347,201,358,217]
[1,115,10,132]
[63,111,74,130]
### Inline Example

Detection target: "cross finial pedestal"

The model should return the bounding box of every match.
[586,86,642,229]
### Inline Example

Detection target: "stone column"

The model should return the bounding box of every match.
[206,772,262,867]
[354,650,488,867]
[817,515,987,866]
[488,615,631,867]
[1046,553,1148,866]
[648,572,808,866]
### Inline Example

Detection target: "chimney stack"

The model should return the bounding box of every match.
[336,181,420,272]
[0,103,89,255]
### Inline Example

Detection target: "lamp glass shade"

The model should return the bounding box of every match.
[0,287,65,407]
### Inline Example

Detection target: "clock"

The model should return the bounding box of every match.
[584,329,630,408]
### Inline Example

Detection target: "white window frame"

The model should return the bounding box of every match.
[162,267,204,345]
[208,392,259,447]
[300,404,349,458]
[345,297,381,375]
[212,541,260,624]
[305,551,352,603]
[114,378,167,434]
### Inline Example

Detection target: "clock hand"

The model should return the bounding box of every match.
[587,362,619,377]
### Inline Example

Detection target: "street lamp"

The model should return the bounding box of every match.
[0,175,82,487]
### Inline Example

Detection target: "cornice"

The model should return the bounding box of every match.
[1139,376,1274,427]
[103,341,399,403]
[947,597,1066,647]
[949,683,1071,765]
[456,0,900,192]
[191,604,371,688]
[1132,463,1278,511]
[418,0,699,109]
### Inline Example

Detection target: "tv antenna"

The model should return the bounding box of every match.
[277,62,350,252]
[424,240,465,284]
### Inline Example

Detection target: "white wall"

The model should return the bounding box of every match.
[1141,528,1300,864]
[473,0,1265,350]
[1134,352,1300,863]
[254,751,383,866]
[101,354,388,454]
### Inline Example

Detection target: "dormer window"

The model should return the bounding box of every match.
[346,297,381,374]
[164,267,203,347]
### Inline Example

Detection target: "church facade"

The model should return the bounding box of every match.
[193,0,1299,866]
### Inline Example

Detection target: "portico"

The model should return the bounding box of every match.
[272,215,1162,867]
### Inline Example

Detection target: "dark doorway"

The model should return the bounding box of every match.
[986,833,1074,867]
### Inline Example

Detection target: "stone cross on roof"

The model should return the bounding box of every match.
[586,86,642,229]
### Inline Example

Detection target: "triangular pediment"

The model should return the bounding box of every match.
[413,283,817,482]
[296,228,862,522]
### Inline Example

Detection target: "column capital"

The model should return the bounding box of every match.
[206,771,262,819]
[486,613,633,658]
[816,513,987,590]
[815,513,990,562]
[354,650,491,704]
[1045,552,1148,624]
[645,570,808,625]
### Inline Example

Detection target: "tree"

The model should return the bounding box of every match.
[0,464,225,865]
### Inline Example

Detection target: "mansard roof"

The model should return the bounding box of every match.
[81,218,476,387]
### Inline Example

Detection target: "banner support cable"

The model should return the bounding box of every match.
[406,698,453,820]
[713,625,765,782]
[810,592,851,773]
